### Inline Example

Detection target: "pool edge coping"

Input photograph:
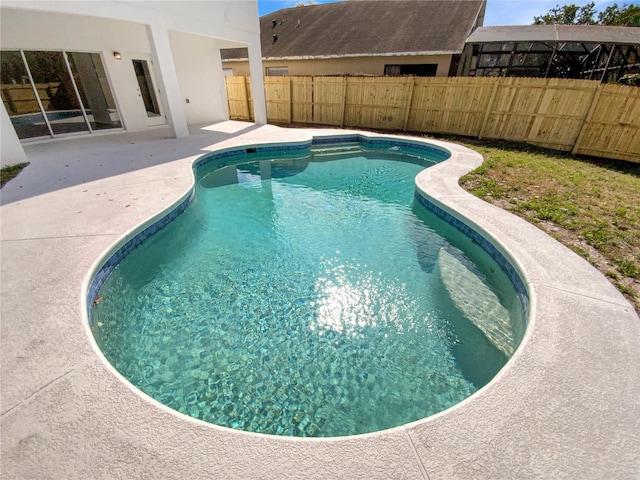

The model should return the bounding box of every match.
[80,129,540,442]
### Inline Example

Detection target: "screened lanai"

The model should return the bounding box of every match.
[459,25,640,84]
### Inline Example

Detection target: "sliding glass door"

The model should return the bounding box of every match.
[1,50,122,140]
[68,52,122,131]
[0,51,50,139]
[23,51,89,135]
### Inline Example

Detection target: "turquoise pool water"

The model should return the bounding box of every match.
[92,143,525,437]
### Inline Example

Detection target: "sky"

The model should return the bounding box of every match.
[257,0,640,26]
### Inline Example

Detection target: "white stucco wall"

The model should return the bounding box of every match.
[2,1,262,47]
[0,1,265,157]
[169,31,229,126]
[1,102,29,167]
[0,8,153,133]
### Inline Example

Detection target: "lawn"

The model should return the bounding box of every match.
[1,162,29,188]
[449,138,640,313]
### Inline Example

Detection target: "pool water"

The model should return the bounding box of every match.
[92,144,525,437]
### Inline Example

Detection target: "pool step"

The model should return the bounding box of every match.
[312,143,362,156]
[437,247,516,357]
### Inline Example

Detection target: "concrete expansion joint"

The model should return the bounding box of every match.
[0,367,76,419]
[94,176,190,189]
[403,427,431,480]
[1,233,121,242]
[541,282,637,311]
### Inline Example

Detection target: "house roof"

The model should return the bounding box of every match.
[221,0,485,61]
[467,25,640,45]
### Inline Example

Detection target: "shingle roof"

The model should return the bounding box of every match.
[221,0,485,60]
[467,25,640,45]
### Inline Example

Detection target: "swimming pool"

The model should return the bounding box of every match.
[88,135,528,437]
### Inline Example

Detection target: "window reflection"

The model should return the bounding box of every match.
[0,51,50,139]
[24,50,90,135]
[68,52,122,130]
[0,50,122,139]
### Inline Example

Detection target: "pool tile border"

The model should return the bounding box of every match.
[86,135,529,327]
[193,142,312,170]
[87,191,194,326]
[414,192,529,318]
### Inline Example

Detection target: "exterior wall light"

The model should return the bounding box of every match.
[113,52,122,60]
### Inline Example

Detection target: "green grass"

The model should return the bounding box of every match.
[1,162,29,188]
[453,138,640,313]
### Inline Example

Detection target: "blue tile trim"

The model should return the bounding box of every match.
[193,143,312,170]
[414,191,530,319]
[87,136,527,329]
[86,190,194,327]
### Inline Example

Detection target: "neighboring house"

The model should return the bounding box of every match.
[0,1,267,166]
[221,0,486,78]
[460,25,640,83]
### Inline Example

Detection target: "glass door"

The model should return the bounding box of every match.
[0,51,51,139]
[67,52,122,130]
[24,50,90,135]
[1,50,123,140]
[131,57,165,126]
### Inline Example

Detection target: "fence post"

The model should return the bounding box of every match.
[244,76,251,121]
[478,79,500,139]
[402,77,416,132]
[341,76,347,127]
[572,82,602,155]
[311,76,316,125]
[289,76,293,124]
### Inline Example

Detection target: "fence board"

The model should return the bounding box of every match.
[225,75,639,163]
[408,77,494,136]
[224,76,252,121]
[291,76,313,123]
[481,78,598,151]
[344,77,413,130]
[313,76,347,125]
[575,83,640,162]
[264,76,291,123]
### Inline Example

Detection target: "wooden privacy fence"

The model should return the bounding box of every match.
[225,76,640,163]
[1,82,65,114]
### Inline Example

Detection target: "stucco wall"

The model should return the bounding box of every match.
[223,54,454,77]
[1,0,265,150]
[1,103,28,167]
[0,8,154,133]
[169,31,230,125]
[2,1,262,46]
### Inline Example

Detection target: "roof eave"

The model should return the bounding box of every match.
[222,51,461,62]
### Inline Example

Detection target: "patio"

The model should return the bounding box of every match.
[1,121,639,479]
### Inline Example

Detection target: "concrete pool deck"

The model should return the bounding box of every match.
[1,121,638,479]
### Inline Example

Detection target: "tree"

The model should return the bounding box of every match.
[598,3,640,26]
[533,2,597,25]
[533,2,640,26]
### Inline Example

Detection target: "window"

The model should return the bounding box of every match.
[0,51,49,139]
[265,66,288,76]
[132,59,161,117]
[68,52,122,130]
[384,64,438,77]
[1,50,121,140]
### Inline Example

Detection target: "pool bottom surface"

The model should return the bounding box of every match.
[92,150,519,437]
